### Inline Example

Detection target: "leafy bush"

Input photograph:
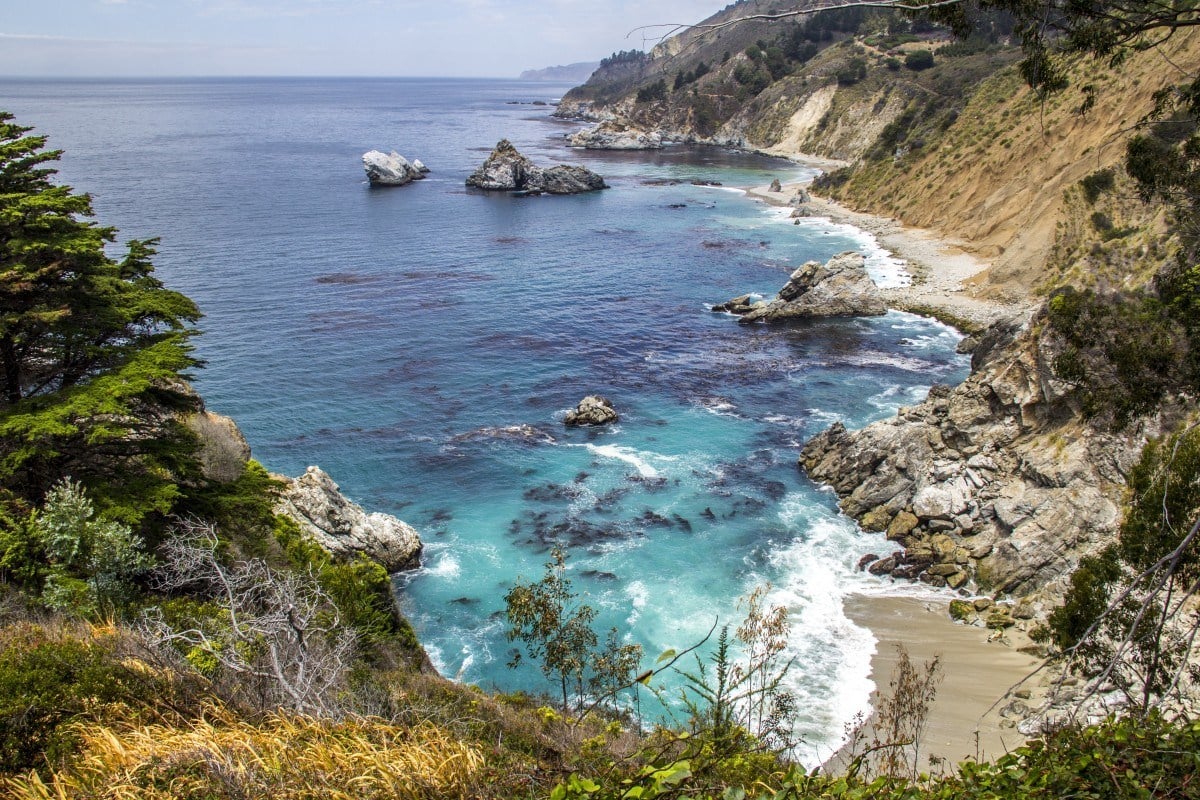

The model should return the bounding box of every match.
[905,49,935,70]
[1079,168,1115,203]
[636,80,667,103]
[1046,287,1190,428]
[0,622,191,775]
[836,58,868,85]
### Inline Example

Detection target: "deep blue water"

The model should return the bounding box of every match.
[3,77,967,764]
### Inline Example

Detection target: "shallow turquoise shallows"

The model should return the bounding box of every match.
[6,77,967,764]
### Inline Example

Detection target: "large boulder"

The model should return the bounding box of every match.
[564,395,619,426]
[183,409,251,484]
[568,121,663,150]
[362,150,429,186]
[466,139,607,195]
[715,251,887,321]
[276,466,422,572]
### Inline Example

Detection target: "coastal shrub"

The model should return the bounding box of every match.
[905,50,935,71]
[836,58,868,85]
[1050,423,1200,709]
[505,545,642,715]
[0,621,195,775]
[1079,168,1115,203]
[636,80,667,103]
[1046,287,1189,428]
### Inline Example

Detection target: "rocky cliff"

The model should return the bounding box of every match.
[185,403,423,574]
[800,311,1156,616]
[558,6,1200,623]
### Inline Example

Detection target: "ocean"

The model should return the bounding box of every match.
[3,77,967,764]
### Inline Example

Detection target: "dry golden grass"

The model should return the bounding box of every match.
[6,703,486,800]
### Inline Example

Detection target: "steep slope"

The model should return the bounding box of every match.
[823,33,1200,302]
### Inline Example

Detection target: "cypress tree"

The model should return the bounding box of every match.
[0,112,202,522]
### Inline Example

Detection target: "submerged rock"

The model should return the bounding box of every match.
[276,466,423,572]
[362,150,429,186]
[564,395,619,426]
[466,139,607,195]
[718,251,887,321]
[568,121,663,150]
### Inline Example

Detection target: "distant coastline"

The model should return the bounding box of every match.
[519,62,599,82]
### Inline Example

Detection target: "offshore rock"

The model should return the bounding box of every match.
[466,139,607,195]
[568,121,663,150]
[276,466,423,572]
[718,251,886,322]
[801,307,1142,611]
[564,395,619,426]
[362,150,429,186]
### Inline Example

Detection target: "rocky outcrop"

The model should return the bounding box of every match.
[466,139,607,195]
[183,409,251,484]
[800,310,1142,613]
[276,466,422,572]
[362,150,429,186]
[564,395,619,426]
[568,121,663,150]
[714,251,887,321]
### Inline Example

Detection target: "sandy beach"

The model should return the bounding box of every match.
[738,176,1049,771]
[745,180,1032,332]
[818,596,1047,773]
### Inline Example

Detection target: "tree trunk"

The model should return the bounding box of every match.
[1,334,20,404]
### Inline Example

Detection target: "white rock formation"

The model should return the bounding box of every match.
[276,466,422,572]
[362,150,429,186]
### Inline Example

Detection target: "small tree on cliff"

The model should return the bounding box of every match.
[0,112,201,521]
[505,545,642,712]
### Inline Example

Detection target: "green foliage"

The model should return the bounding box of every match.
[904,50,935,71]
[179,459,282,551]
[600,50,645,70]
[0,480,151,617]
[0,624,181,775]
[675,586,798,757]
[636,80,667,103]
[0,112,202,522]
[1079,168,1116,203]
[272,514,410,653]
[1046,287,1190,428]
[835,58,868,86]
[1050,423,1200,708]
[505,546,642,713]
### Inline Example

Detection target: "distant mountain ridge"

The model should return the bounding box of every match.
[519,62,599,82]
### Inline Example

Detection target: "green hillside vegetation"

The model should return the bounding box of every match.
[5,0,1200,793]
[0,114,1197,800]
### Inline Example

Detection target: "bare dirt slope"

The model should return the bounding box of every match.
[826,33,1200,303]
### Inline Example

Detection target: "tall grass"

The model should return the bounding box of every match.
[7,703,486,800]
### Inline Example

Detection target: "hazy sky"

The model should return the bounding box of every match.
[0,0,728,78]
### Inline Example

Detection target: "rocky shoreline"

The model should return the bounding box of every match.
[188,402,423,574]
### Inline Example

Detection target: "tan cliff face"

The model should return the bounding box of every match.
[827,33,1200,302]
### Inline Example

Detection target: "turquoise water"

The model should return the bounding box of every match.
[4,78,967,764]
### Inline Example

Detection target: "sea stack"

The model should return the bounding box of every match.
[466,139,607,195]
[563,395,619,426]
[713,251,887,321]
[362,150,430,186]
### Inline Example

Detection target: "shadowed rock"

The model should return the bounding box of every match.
[466,139,607,195]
